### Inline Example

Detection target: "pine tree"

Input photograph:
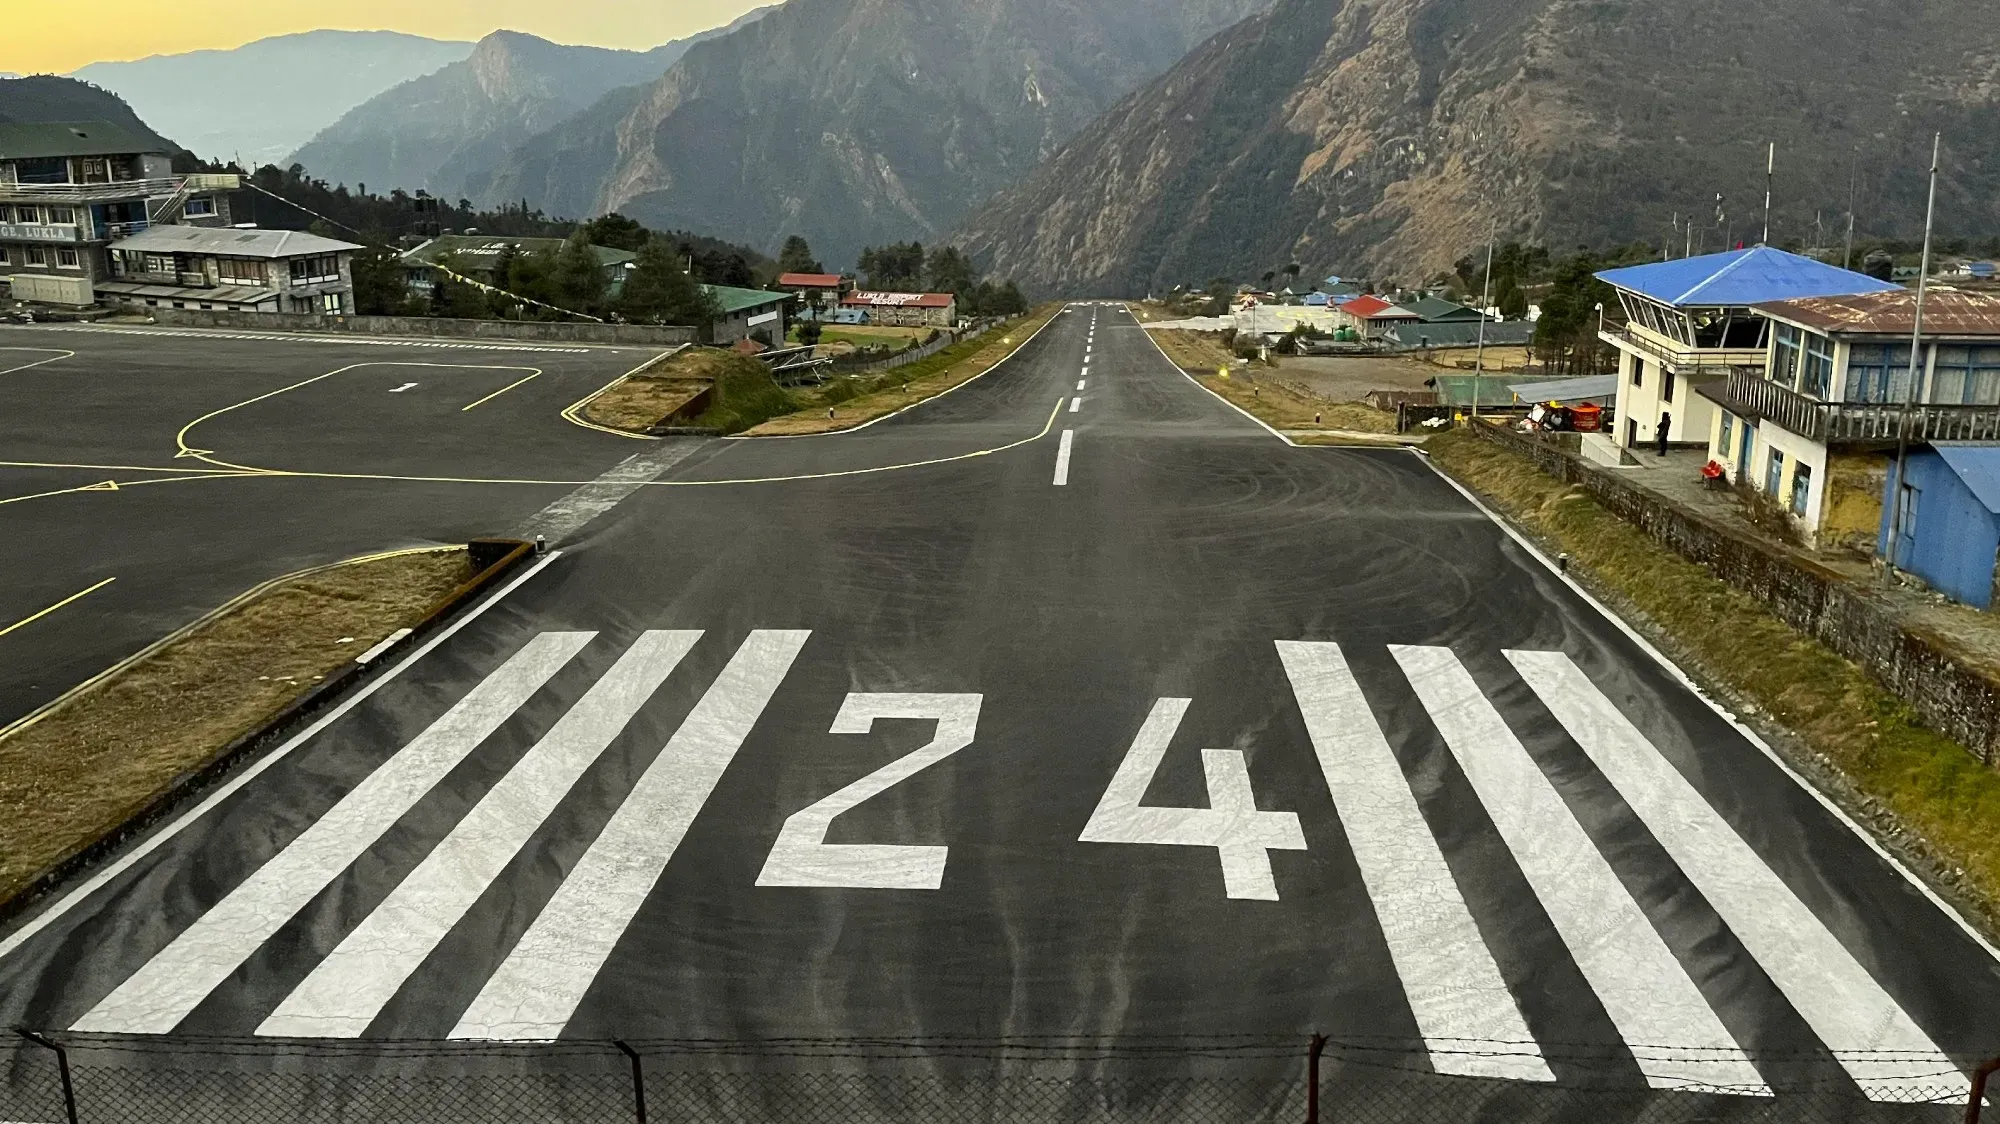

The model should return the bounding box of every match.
[778,235,822,275]
[619,235,722,327]
[554,232,608,315]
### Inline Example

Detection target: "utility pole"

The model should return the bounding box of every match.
[1883,132,1942,584]
[1843,158,1859,271]
[1471,215,1496,418]
[1762,141,1775,246]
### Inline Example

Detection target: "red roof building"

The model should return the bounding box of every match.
[778,272,844,289]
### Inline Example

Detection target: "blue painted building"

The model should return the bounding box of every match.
[1880,447,2000,607]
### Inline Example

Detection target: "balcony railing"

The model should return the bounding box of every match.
[1709,367,2000,444]
[0,177,185,203]
[1599,327,1765,374]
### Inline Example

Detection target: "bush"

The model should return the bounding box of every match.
[691,353,797,434]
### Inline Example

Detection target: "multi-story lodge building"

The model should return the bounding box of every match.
[0,120,238,307]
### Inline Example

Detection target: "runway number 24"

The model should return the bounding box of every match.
[753,693,1305,899]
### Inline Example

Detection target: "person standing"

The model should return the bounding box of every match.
[1656,411,1673,457]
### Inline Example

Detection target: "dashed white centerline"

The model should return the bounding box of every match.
[1077,379,1086,390]
[1069,396,1081,413]
[1053,429,1074,486]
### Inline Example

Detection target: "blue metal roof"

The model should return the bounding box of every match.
[1595,247,1898,307]
[1936,446,2000,514]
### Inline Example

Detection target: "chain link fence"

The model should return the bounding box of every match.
[2,1032,1990,1124]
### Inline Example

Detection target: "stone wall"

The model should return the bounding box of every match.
[143,308,695,347]
[1466,421,2000,763]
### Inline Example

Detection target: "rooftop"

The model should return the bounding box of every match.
[1336,294,1393,317]
[0,120,169,161]
[401,235,636,269]
[704,284,790,315]
[1755,288,2000,337]
[1596,246,1898,307]
[1398,295,1485,322]
[108,225,362,260]
[778,272,843,287]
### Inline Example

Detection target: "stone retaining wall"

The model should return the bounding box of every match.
[1466,420,2000,762]
[143,308,695,347]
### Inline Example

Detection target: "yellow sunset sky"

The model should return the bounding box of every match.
[4,1,773,74]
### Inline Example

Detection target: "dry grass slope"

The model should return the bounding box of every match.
[0,549,474,905]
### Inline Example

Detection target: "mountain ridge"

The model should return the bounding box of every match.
[475,0,1274,267]
[953,0,2000,294]
[288,10,777,202]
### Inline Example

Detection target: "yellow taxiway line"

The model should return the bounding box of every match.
[0,576,116,640]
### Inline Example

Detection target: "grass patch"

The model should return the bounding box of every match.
[583,348,796,435]
[1147,327,1235,372]
[746,306,1060,436]
[1191,368,1396,434]
[0,548,475,906]
[1427,426,2000,927]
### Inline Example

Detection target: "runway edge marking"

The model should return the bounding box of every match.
[724,307,1066,441]
[1127,306,1297,446]
[1412,447,2000,963]
[0,550,567,965]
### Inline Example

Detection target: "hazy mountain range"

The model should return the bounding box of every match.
[288,9,777,204]
[954,0,2000,291]
[70,31,474,166]
[33,0,2000,289]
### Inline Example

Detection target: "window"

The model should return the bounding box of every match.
[1632,358,1644,387]
[1929,345,2000,405]
[1771,323,1803,387]
[1765,449,1786,496]
[48,207,74,226]
[1790,462,1812,515]
[1663,367,1677,403]
[24,246,48,267]
[13,205,39,226]
[56,248,78,269]
[1720,411,1734,456]
[289,254,340,284]
[219,258,266,285]
[184,197,215,217]
[1801,332,1835,398]
[0,246,9,266]
[144,253,176,276]
[0,206,10,222]
[1845,342,1913,403]
[320,291,344,313]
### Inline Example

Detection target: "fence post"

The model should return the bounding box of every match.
[614,1040,647,1124]
[1305,1033,1327,1124]
[1968,1055,2000,1124]
[16,1030,78,1124]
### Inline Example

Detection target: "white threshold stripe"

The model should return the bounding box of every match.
[452,629,810,1038]
[1390,646,1766,1094]
[256,630,703,1037]
[1275,642,1552,1082]
[1069,396,1081,413]
[1053,429,1074,486]
[70,630,594,1034]
[1507,650,1964,1102]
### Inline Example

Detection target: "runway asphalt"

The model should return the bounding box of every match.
[1,307,1997,1118]
[0,325,663,725]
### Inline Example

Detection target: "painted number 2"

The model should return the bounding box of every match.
[756,693,982,890]
[1080,698,1306,900]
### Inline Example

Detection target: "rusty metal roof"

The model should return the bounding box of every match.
[1756,288,2000,336]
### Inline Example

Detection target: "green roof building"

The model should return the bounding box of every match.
[400,234,639,297]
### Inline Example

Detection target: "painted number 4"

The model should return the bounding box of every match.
[1080,698,1306,900]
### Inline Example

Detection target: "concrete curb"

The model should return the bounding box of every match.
[0,538,536,929]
